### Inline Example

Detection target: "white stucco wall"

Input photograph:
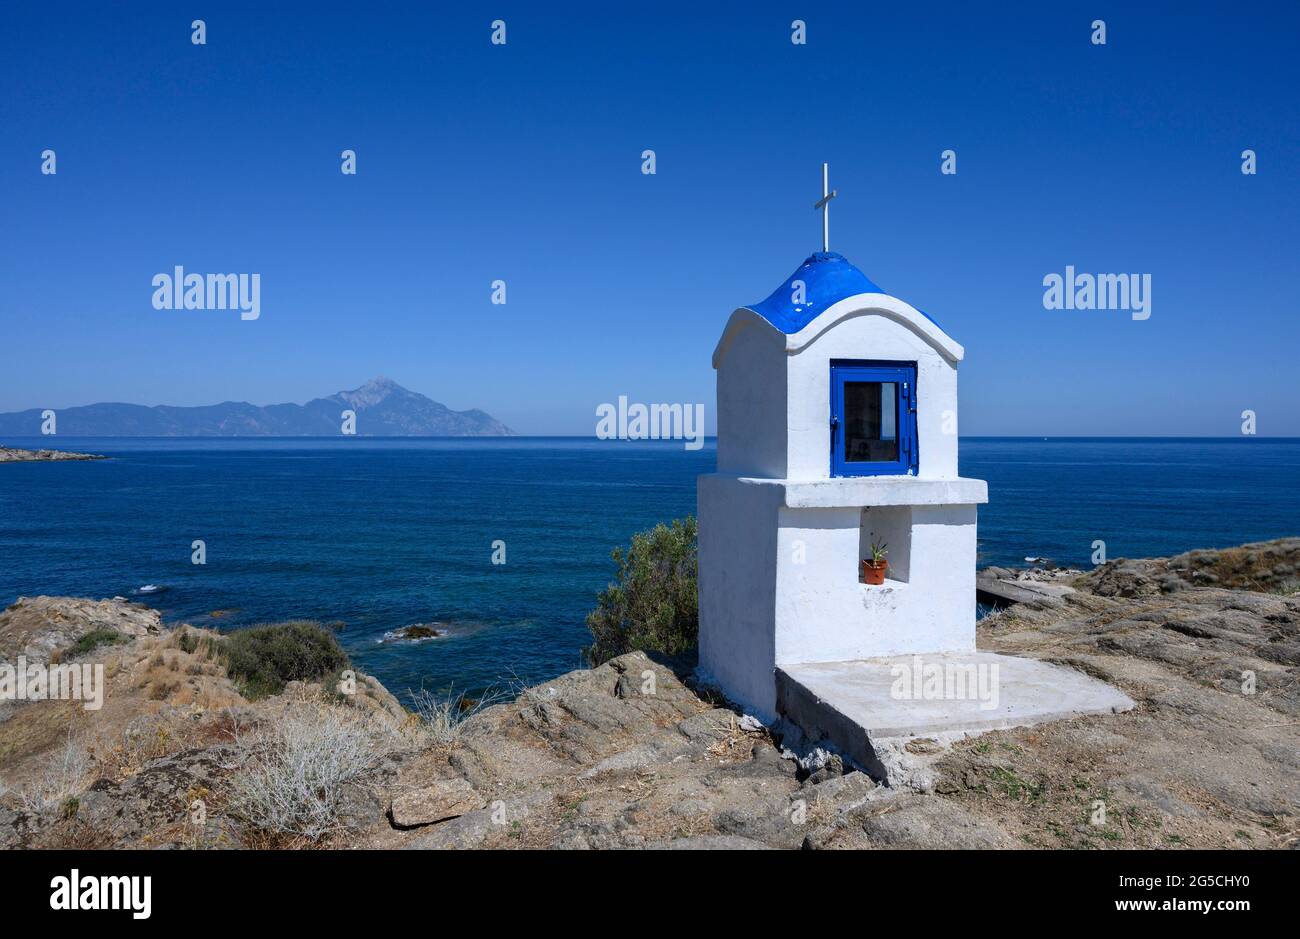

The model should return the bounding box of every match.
[699,474,984,720]
[773,503,978,665]
[697,474,783,721]
[715,321,788,478]
[785,305,959,481]
[712,294,963,482]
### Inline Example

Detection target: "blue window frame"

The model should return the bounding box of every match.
[830,360,918,477]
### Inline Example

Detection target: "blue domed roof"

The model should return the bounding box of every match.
[745,252,938,333]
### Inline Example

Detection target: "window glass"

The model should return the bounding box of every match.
[843,381,899,463]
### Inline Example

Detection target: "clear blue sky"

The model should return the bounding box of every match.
[2,1,1297,435]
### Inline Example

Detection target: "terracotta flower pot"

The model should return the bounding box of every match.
[861,560,888,585]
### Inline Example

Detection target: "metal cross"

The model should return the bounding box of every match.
[814,162,837,253]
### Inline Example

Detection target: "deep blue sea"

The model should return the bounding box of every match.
[2,437,1298,698]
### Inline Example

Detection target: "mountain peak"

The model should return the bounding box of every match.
[341,376,407,408]
[356,376,403,393]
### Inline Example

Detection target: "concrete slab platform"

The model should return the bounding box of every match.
[776,652,1135,781]
[975,572,1076,606]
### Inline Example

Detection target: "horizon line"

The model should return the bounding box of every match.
[4,435,1298,442]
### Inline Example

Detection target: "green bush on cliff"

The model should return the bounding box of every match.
[67,628,128,658]
[584,516,698,666]
[218,620,350,699]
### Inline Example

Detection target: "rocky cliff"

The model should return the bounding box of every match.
[1,540,1296,850]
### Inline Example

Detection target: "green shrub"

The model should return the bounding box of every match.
[67,629,128,658]
[584,516,697,666]
[217,621,350,699]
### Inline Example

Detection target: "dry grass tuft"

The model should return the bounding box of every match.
[128,627,243,711]
[15,727,91,815]
[227,690,398,842]
[409,684,501,748]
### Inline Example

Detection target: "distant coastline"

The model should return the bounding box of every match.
[0,377,511,438]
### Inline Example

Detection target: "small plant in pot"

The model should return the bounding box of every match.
[861,541,889,585]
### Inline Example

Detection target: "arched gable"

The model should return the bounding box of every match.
[713,292,963,369]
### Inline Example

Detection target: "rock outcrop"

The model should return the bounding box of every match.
[0,447,106,463]
[0,596,160,663]
[389,778,485,828]
[1,539,1296,850]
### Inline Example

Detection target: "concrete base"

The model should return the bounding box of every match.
[776,652,1135,783]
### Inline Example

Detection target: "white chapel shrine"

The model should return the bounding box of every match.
[697,168,1132,775]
